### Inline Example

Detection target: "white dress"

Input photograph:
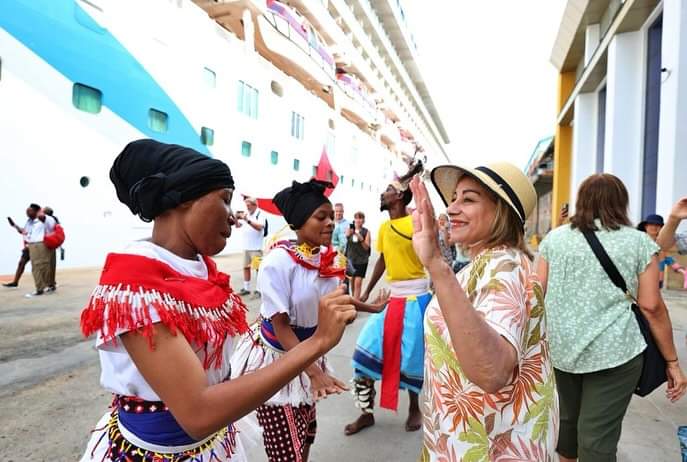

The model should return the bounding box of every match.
[80,241,253,461]
[231,246,339,406]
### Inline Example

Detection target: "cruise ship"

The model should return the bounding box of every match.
[0,0,450,273]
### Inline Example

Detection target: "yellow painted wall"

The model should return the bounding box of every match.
[552,72,575,227]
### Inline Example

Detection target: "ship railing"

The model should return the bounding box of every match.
[265,0,336,76]
[336,72,377,114]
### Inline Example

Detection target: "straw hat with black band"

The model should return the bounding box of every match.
[430,162,537,227]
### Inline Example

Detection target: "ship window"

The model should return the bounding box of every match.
[293,158,300,171]
[328,118,335,130]
[148,109,168,132]
[204,67,216,87]
[201,127,214,145]
[72,83,102,114]
[237,80,258,119]
[241,141,252,157]
[79,176,90,188]
[270,150,279,165]
[351,178,355,187]
[290,111,305,140]
[270,80,283,97]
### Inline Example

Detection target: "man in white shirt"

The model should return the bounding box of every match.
[235,197,267,296]
[10,204,55,297]
[3,203,39,288]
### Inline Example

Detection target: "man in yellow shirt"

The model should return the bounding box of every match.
[345,163,430,436]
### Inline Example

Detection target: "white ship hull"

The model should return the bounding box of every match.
[0,0,439,274]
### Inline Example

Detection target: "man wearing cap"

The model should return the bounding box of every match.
[345,162,431,436]
[235,196,267,297]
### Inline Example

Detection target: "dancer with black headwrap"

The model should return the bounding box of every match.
[79,140,357,461]
[231,179,388,462]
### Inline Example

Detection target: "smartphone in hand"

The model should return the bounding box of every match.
[7,217,15,227]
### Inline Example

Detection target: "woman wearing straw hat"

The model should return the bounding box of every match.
[408,163,558,461]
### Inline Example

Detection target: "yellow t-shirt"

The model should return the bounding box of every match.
[377,215,426,281]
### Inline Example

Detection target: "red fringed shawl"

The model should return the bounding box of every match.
[80,253,249,368]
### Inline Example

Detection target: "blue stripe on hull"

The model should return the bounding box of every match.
[0,0,209,154]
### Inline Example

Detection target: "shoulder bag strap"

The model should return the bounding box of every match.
[389,223,412,241]
[581,229,634,300]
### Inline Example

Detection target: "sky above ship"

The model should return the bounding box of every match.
[407,0,567,168]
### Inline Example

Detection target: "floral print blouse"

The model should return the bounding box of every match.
[422,248,559,462]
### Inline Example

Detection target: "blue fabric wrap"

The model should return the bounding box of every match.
[118,407,196,446]
[352,292,432,394]
[260,318,316,351]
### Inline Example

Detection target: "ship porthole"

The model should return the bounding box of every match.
[328,118,335,130]
[270,80,283,97]
[80,176,90,188]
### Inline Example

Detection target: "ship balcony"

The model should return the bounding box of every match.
[192,0,257,40]
[379,119,401,149]
[286,0,341,48]
[397,125,417,156]
[397,139,416,157]
[257,0,337,107]
[335,72,378,129]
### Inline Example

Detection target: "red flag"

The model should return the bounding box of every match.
[313,147,339,197]
[256,198,282,215]
[255,146,339,214]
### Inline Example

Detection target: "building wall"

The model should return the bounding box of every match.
[555,3,686,226]
[657,0,687,219]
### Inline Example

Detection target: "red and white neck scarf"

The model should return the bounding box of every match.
[80,253,249,368]
[270,240,346,280]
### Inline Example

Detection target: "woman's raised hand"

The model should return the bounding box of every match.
[408,176,443,270]
[670,197,687,221]
[313,286,356,353]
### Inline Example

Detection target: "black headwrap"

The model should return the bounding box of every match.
[273,180,331,229]
[110,139,234,222]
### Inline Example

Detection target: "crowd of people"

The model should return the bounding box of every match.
[2,137,681,461]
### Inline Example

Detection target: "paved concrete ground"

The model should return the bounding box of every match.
[1,254,685,461]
